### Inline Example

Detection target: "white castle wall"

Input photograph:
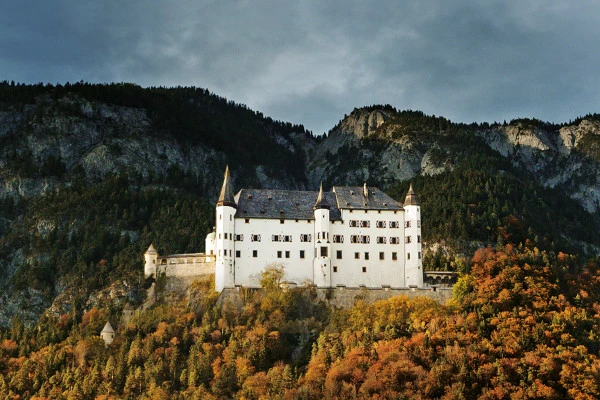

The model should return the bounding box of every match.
[329,208,406,288]
[156,254,215,277]
[233,217,315,287]
[225,207,409,289]
[145,249,215,279]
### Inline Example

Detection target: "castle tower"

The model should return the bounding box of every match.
[313,183,332,287]
[205,227,216,262]
[215,166,237,292]
[403,183,423,287]
[144,244,158,277]
[100,321,116,347]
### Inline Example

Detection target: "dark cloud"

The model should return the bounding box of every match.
[1,1,599,133]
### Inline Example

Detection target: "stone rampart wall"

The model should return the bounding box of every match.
[157,260,215,277]
[218,286,453,308]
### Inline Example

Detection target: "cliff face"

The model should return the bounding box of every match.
[0,94,308,204]
[312,110,600,214]
[474,120,600,213]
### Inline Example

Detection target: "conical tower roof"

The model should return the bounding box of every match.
[145,244,157,254]
[314,183,330,210]
[101,321,115,334]
[217,165,237,207]
[404,183,420,206]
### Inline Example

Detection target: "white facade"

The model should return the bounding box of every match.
[213,167,423,292]
[329,208,406,288]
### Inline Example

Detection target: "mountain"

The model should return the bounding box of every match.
[0,82,599,327]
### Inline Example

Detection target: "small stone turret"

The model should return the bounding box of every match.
[144,244,158,277]
[100,321,116,346]
[205,227,216,261]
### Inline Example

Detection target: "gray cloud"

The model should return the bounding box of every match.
[1,1,599,133]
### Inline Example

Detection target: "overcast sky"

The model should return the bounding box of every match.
[1,1,599,134]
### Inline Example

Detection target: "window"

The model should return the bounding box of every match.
[272,235,280,242]
[235,234,244,241]
[376,221,386,228]
[333,266,338,273]
[300,250,305,259]
[360,220,370,228]
[418,252,422,259]
[218,233,221,239]
[285,251,290,258]
[277,251,282,258]
[405,236,412,244]
[362,266,367,273]
[389,221,399,228]
[364,252,369,260]
[283,235,292,242]
[253,250,258,257]
[417,235,421,243]
[379,252,384,260]
[336,250,342,259]
[390,237,400,244]
[333,234,344,243]
[251,234,261,242]
[300,234,312,242]
[405,221,412,228]
[392,252,397,260]
[349,220,359,227]
[320,247,328,257]
[417,220,421,228]
[235,250,241,258]
[407,252,410,260]
[280,219,284,224]
[355,252,360,259]
[350,235,370,244]
[376,236,386,244]
[245,218,250,223]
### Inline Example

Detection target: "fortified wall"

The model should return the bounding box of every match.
[144,244,216,279]
[218,285,453,308]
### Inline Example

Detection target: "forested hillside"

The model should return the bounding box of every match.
[1,245,600,398]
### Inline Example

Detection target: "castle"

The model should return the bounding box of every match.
[145,166,425,292]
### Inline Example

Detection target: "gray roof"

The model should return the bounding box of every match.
[404,183,419,206]
[236,189,342,220]
[314,183,330,210]
[101,321,115,334]
[234,186,402,220]
[217,165,236,207]
[333,186,403,210]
